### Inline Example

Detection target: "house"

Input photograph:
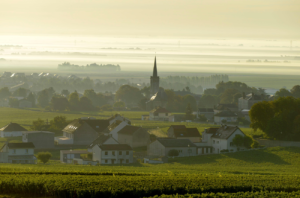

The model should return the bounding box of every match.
[197,108,214,121]
[0,123,28,138]
[201,125,246,153]
[102,120,129,140]
[19,99,32,108]
[214,110,238,124]
[92,144,133,164]
[22,131,54,149]
[214,104,238,114]
[238,93,268,111]
[167,125,201,142]
[60,150,90,164]
[149,107,175,122]
[0,142,36,164]
[87,134,118,152]
[108,114,131,125]
[117,125,150,148]
[55,118,110,145]
[147,138,197,157]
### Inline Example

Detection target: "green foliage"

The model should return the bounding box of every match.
[30,118,47,131]
[275,88,292,98]
[198,94,218,108]
[219,89,240,104]
[185,103,194,120]
[100,104,113,111]
[50,95,69,111]
[243,135,253,148]
[168,149,179,157]
[68,91,80,110]
[26,92,35,107]
[8,98,19,107]
[115,85,143,104]
[232,135,253,148]
[113,101,125,110]
[36,152,52,164]
[12,88,28,98]
[291,85,300,98]
[38,89,50,108]
[251,140,260,148]
[0,87,10,99]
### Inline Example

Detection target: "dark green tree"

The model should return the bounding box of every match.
[26,92,36,107]
[50,95,69,111]
[37,89,49,108]
[185,103,194,120]
[291,85,300,98]
[168,149,179,157]
[0,87,10,99]
[36,152,52,164]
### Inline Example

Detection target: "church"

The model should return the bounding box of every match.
[146,57,168,111]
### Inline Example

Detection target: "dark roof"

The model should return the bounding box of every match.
[214,104,237,111]
[170,125,186,129]
[211,125,244,139]
[241,93,266,101]
[150,107,170,114]
[63,119,110,134]
[198,108,214,112]
[215,110,237,117]
[157,138,196,148]
[99,144,132,150]
[174,128,201,138]
[118,125,141,135]
[89,134,116,148]
[204,128,219,134]
[102,120,123,133]
[0,123,27,132]
[61,150,89,154]
[22,131,54,134]
[7,142,35,149]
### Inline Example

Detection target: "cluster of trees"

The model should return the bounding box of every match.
[232,134,257,149]
[30,116,69,136]
[274,85,300,99]
[199,81,266,108]
[58,62,121,71]
[250,97,300,141]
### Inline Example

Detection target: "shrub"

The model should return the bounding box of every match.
[220,149,229,153]
[36,152,52,164]
[251,140,260,148]
[243,136,253,148]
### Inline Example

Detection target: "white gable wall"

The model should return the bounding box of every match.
[109,121,128,140]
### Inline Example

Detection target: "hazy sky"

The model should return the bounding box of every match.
[1,0,300,38]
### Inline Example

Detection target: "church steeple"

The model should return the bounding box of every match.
[153,56,158,77]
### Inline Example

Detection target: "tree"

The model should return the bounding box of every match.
[113,101,125,110]
[249,101,275,132]
[115,85,143,104]
[232,134,244,147]
[0,87,10,100]
[275,88,292,98]
[27,92,36,107]
[185,103,194,120]
[61,89,70,97]
[291,85,300,98]
[243,136,253,148]
[13,88,28,97]
[199,94,218,108]
[48,116,68,135]
[36,152,52,164]
[50,95,69,111]
[83,89,98,106]
[138,97,148,110]
[183,95,197,111]
[100,104,113,111]
[68,91,80,111]
[30,118,48,131]
[232,92,242,105]
[79,96,95,111]
[168,149,179,157]
[37,89,49,107]
[219,89,240,104]
[9,98,19,107]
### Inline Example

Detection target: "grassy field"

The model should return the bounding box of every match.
[0,147,299,197]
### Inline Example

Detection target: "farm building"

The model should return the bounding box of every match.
[102,120,129,140]
[22,131,54,149]
[117,125,150,148]
[0,142,36,164]
[148,107,175,122]
[0,123,28,138]
[87,134,119,152]
[60,150,90,164]
[92,144,133,165]
[147,138,197,157]
[108,114,131,125]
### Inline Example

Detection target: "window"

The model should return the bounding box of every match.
[126,159,129,163]
[105,160,108,163]
[112,151,115,156]
[105,151,108,155]
[126,151,129,155]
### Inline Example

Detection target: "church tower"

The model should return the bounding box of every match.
[150,56,160,97]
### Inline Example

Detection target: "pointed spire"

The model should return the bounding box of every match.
[153,56,158,77]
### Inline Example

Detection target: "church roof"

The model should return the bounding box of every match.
[153,56,157,77]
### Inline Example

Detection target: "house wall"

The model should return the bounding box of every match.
[132,129,150,148]
[23,133,54,149]
[98,149,133,164]
[177,137,201,143]
[118,134,132,147]
[197,147,212,155]
[73,123,98,145]
[8,148,34,156]
[164,147,197,157]
[211,129,245,153]
[0,152,8,163]
[1,131,23,138]
[92,145,101,162]
[147,140,165,156]
[109,121,128,140]
[167,128,175,138]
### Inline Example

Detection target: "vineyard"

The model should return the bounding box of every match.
[0,147,299,197]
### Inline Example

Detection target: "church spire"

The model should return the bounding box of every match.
[153,56,157,77]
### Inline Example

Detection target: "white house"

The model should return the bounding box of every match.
[0,123,28,138]
[92,144,133,164]
[148,107,175,122]
[201,125,246,154]
[0,142,36,164]
[87,134,119,152]
[214,110,238,124]
[147,138,197,157]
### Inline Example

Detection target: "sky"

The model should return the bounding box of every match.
[1,0,300,38]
